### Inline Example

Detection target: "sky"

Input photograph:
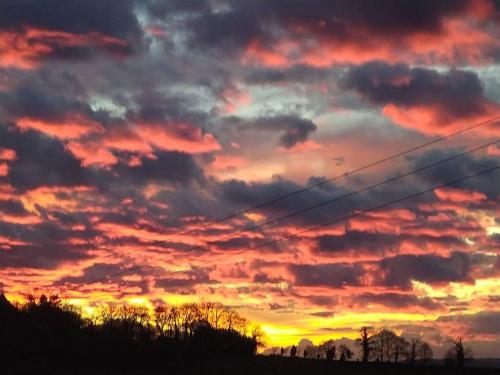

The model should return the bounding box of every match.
[0,0,499,358]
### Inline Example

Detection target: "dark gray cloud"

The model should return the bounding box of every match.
[317,231,400,254]
[352,292,442,310]
[0,221,95,269]
[0,77,98,123]
[0,199,29,216]
[170,0,472,54]
[0,125,89,190]
[438,311,500,335]
[253,273,284,284]
[342,62,493,124]
[286,252,474,290]
[208,237,253,251]
[316,231,465,255]
[245,65,337,85]
[289,263,364,288]
[378,252,472,289]
[410,149,500,199]
[154,267,214,291]
[224,115,317,148]
[0,0,141,39]
[112,150,206,187]
[0,0,142,62]
[57,263,126,284]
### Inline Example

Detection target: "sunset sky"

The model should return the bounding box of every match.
[0,0,499,358]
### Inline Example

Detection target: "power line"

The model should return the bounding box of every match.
[175,116,500,236]
[78,116,500,286]
[182,139,498,252]
[85,163,499,292]
[250,165,499,252]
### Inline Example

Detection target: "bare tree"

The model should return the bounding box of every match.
[419,341,433,362]
[251,324,265,350]
[357,326,374,362]
[446,337,473,368]
[222,308,248,334]
[408,338,433,364]
[153,304,169,337]
[372,329,399,362]
[393,336,409,363]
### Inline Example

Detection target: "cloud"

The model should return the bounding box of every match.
[0,220,95,269]
[0,0,499,358]
[111,150,206,187]
[316,231,402,254]
[0,125,89,190]
[342,62,499,134]
[438,311,500,335]
[351,292,442,310]
[173,0,499,66]
[154,267,214,291]
[1,79,105,139]
[224,115,317,149]
[0,27,131,69]
[0,0,140,68]
[378,252,472,289]
[410,149,500,199]
[289,263,364,288]
[434,187,487,203]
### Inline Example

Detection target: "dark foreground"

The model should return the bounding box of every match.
[4,356,500,375]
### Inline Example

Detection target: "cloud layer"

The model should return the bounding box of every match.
[0,0,499,357]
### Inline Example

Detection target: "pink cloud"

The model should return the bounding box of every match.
[16,114,104,140]
[0,148,17,161]
[0,162,9,177]
[0,27,129,69]
[434,187,487,203]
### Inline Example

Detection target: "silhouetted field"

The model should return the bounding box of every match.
[206,356,500,375]
[4,356,500,375]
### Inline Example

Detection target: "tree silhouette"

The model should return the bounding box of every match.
[357,326,373,362]
[373,329,401,362]
[393,336,409,363]
[0,293,258,371]
[445,337,473,368]
[339,344,353,361]
[408,338,433,364]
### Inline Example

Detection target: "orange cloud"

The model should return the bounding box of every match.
[0,148,17,161]
[65,121,220,168]
[101,129,153,154]
[0,27,129,69]
[16,114,104,140]
[434,187,488,203]
[382,103,500,135]
[241,17,500,68]
[0,162,8,177]
[66,141,118,168]
[138,122,221,154]
[0,184,15,200]
[487,144,500,156]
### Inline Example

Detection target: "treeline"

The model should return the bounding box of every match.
[270,326,472,368]
[357,327,433,363]
[268,327,434,363]
[357,327,473,367]
[0,293,258,371]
